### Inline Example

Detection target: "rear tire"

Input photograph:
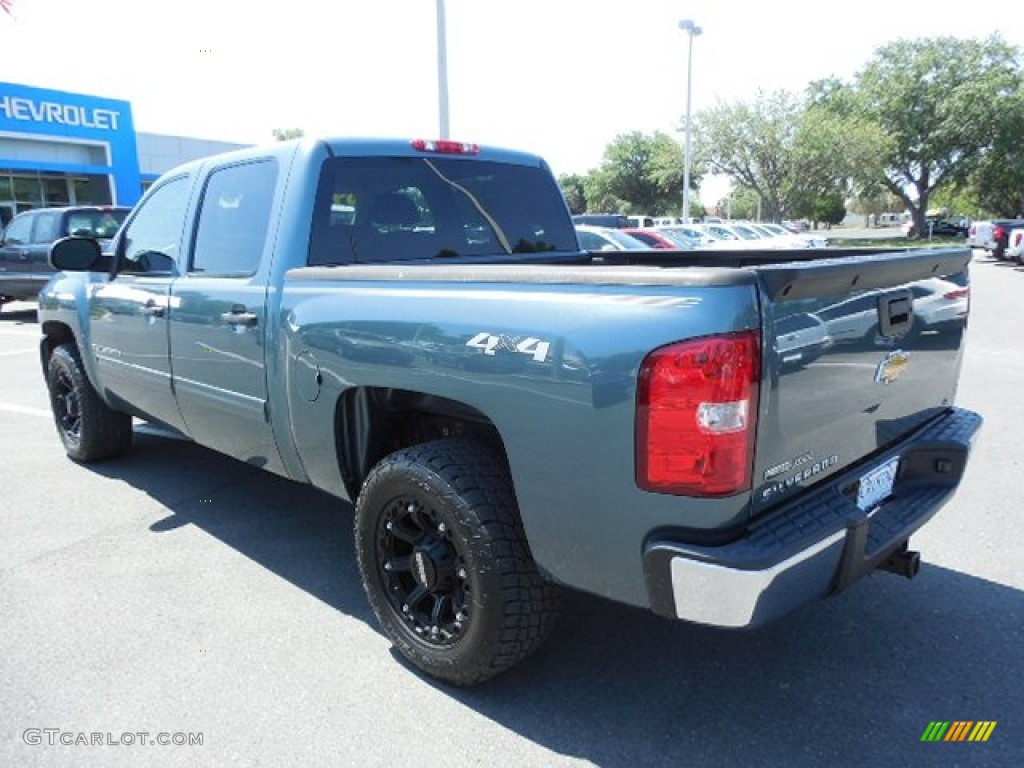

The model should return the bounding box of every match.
[354,439,561,685]
[46,343,132,462]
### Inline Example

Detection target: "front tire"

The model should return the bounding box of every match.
[46,343,132,462]
[354,439,561,685]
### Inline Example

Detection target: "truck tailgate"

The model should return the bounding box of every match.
[750,247,972,518]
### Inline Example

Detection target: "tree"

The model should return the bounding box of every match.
[581,168,624,214]
[969,87,1024,217]
[788,101,891,223]
[717,188,760,220]
[586,131,693,215]
[272,127,305,141]
[557,173,587,214]
[814,191,846,228]
[850,36,1022,236]
[694,92,795,221]
[849,190,905,227]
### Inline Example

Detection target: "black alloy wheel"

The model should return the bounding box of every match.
[354,439,561,685]
[46,343,132,462]
[375,493,471,647]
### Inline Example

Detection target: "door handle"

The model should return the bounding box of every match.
[220,305,258,327]
[142,300,165,318]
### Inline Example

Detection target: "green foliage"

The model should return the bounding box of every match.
[693,90,882,222]
[584,36,1024,227]
[584,131,694,215]
[694,91,801,221]
[557,173,587,214]
[969,88,1024,216]
[717,188,760,220]
[851,35,1022,232]
[814,191,847,226]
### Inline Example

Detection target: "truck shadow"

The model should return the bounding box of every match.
[451,569,1023,767]
[87,428,376,627]
[87,430,1021,767]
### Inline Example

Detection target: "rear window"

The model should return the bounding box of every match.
[66,208,129,239]
[309,157,577,265]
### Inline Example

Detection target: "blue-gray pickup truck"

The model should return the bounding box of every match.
[38,137,981,685]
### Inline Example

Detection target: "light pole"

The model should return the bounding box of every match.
[679,19,701,223]
[436,0,450,139]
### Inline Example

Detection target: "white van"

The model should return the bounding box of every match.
[967,220,992,250]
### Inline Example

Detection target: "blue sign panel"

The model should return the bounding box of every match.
[0,82,142,205]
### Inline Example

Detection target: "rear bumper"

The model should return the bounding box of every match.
[643,407,982,628]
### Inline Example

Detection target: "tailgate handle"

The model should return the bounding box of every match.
[878,290,913,337]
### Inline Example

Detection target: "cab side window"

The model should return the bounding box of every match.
[191,160,277,276]
[31,212,61,243]
[120,176,191,273]
[2,212,34,245]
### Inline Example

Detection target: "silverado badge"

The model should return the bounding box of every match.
[875,350,910,384]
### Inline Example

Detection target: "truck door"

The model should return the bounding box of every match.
[88,175,193,433]
[168,158,286,474]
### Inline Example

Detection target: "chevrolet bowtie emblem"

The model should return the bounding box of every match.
[875,350,910,384]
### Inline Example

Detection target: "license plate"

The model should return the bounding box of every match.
[857,457,900,512]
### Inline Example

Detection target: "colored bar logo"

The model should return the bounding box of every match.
[921,721,997,742]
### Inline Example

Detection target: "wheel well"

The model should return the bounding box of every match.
[335,387,506,498]
[39,321,76,369]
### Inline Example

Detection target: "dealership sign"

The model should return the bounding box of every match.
[0,95,122,131]
[0,81,143,206]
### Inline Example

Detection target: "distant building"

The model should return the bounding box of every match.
[1,81,248,227]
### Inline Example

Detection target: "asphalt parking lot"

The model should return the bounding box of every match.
[1,252,1021,768]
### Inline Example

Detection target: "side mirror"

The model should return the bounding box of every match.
[49,236,107,272]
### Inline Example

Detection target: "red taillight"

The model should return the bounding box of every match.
[993,225,1006,240]
[636,331,760,496]
[1013,232,1024,247]
[411,139,481,155]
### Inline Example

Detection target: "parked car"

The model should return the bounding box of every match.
[967,220,991,250]
[574,224,648,251]
[696,222,780,250]
[622,228,687,249]
[626,215,655,228]
[655,225,714,247]
[1004,227,1024,264]
[37,135,980,686]
[905,217,969,239]
[988,219,1024,260]
[753,222,830,249]
[571,213,631,229]
[0,205,130,312]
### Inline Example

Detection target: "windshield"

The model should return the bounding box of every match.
[309,157,577,264]
[729,224,763,240]
[705,225,738,240]
[656,230,697,248]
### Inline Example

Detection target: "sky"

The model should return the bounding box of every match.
[2,0,1022,202]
